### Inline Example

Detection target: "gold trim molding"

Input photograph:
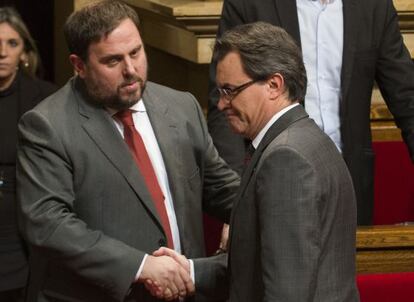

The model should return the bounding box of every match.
[124,0,223,64]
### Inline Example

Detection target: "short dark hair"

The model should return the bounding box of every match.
[213,21,307,102]
[64,0,140,61]
[0,6,41,76]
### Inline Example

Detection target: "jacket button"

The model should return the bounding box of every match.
[158,238,166,247]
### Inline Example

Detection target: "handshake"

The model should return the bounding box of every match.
[137,247,195,301]
[137,224,229,300]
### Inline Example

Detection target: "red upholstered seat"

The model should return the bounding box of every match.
[359,142,414,301]
[357,272,414,302]
[373,141,414,225]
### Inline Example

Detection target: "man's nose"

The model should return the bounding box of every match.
[217,96,229,111]
[123,58,135,76]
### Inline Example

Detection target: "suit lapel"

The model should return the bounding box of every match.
[142,86,185,235]
[341,0,358,104]
[231,105,309,216]
[74,79,162,228]
[274,0,301,47]
[229,105,308,256]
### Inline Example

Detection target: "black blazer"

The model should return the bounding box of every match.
[0,71,56,291]
[208,0,414,225]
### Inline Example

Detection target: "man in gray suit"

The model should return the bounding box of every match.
[214,22,359,301]
[16,1,239,301]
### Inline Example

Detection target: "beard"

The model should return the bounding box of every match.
[85,74,146,110]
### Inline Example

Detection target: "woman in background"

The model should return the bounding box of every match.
[0,7,56,301]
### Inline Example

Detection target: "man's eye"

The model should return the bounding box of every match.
[106,59,119,66]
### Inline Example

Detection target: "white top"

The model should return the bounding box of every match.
[297,0,343,151]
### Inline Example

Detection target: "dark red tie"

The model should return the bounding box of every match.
[115,110,174,249]
[244,143,255,165]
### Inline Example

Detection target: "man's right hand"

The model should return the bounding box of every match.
[138,255,195,300]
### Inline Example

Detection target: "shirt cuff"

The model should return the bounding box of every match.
[135,254,194,285]
[189,259,195,284]
[135,253,148,282]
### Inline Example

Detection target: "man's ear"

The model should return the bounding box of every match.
[69,54,86,78]
[267,73,285,100]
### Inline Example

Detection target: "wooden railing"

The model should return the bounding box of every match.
[357,225,414,273]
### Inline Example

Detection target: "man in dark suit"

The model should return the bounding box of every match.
[208,0,414,225]
[214,22,359,301]
[16,1,239,301]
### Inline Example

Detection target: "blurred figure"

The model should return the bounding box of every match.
[0,7,56,302]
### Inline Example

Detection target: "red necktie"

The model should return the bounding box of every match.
[115,110,174,249]
[244,143,255,165]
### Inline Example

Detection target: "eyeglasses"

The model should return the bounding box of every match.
[217,79,260,103]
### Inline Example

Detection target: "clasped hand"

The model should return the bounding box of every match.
[138,247,195,301]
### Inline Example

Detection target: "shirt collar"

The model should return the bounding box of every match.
[106,98,144,116]
[252,103,300,149]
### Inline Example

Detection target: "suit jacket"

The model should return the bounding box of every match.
[16,78,239,302]
[228,105,359,302]
[0,71,56,291]
[208,0,414,225]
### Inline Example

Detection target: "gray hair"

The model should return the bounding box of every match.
[213,21,307,102]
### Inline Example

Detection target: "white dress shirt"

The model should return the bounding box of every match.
[296,0,343,151]
[109,100,194,282]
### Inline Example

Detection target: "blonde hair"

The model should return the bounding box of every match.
[0,7,41,76]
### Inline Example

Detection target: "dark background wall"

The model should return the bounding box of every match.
[0,0,55,82]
